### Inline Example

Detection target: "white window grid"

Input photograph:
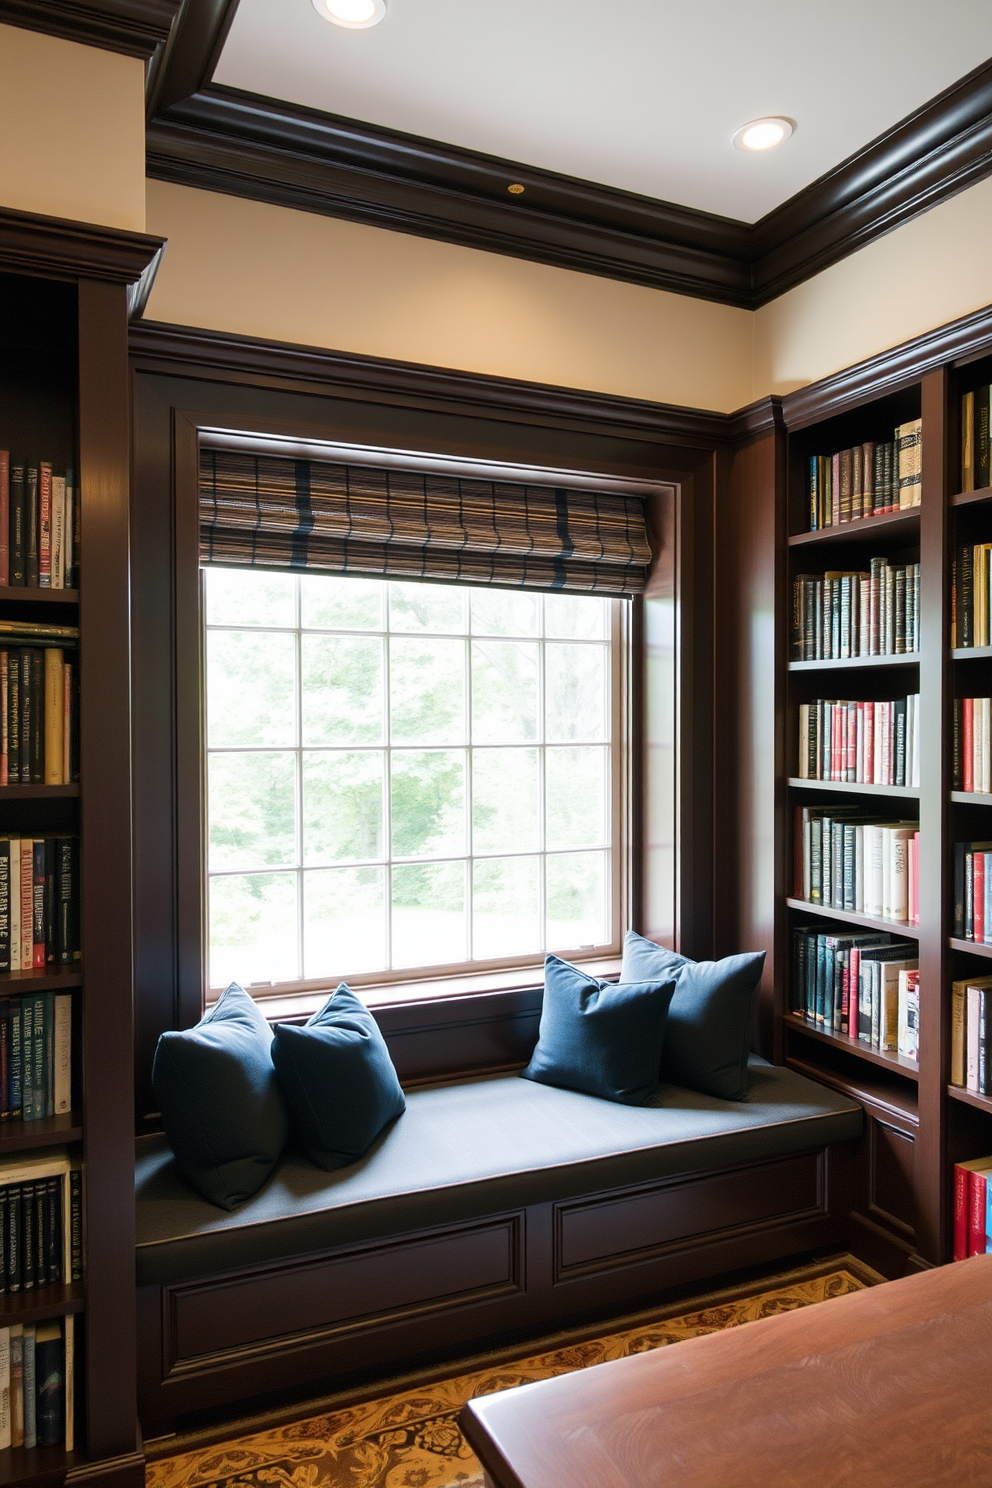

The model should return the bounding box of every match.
[203,573,625,993]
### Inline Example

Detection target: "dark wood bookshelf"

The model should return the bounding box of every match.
[787,508,921,546]
[787,653,919,672]
[951,646,992,660]
[0,1444,77,1488]
[0,588,79,605]
[0,785,79,798]
[0,1282,84,1327]
[785,896,921,939]
[951,485,992,508]
[783,1015,921,1080]
[948,936,992,958]
[0,1112,82,1153]
[0,968,81,989]
[788,777,920,799]
[787,1054,919,1123]
[947,1084,992,1116]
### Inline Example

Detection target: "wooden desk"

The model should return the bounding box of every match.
[460,1256,992,1487]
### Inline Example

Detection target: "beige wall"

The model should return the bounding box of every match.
[754,176,992,397]
[144,180,755,414]
[0,24,145,232]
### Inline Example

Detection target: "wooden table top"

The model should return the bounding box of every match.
[460,1256,992,1488]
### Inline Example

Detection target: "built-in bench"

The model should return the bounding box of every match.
[135,1058,862,1433]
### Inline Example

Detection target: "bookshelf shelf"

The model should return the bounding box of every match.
[0,1282,84,1327]
[787,653,919,672]
[0,1444,77,1488]
[787,1054,918,1122]
[0,969,80,989]
[950,791,992,804]
[0,588,78,606]
[785,897,920,940]
[788,777,920,800]
[787,509,921,547]
[951,647,992,661]
[0,785,78,799]
[951,486,992,509]
[782,1015,920,1080]
[0,1113,81,1153]
[947,1085,992,1116]
[948,936,992,958]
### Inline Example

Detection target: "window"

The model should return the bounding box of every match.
[203,568,626,995]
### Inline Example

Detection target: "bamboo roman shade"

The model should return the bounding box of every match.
[199,448,652,596]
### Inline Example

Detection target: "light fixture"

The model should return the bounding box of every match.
[732,117,794,152]
[311,0,386,28]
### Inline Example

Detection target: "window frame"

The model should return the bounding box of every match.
[198,566,632,1006]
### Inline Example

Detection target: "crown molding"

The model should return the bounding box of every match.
[0,0,183,58]
[0,206,165,288]
[143,9,992,314]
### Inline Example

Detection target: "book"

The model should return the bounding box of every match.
[34,1322,62,1447]
[10,1325,22,1448]
[0,453,8,588]
[25,468,38,589]
[38,463,51,589]
[9,464,24,588]
[953,1157,992,1259]
[50,476,65,592]
[22,1325,35,1449]
[43,650,63,785]
[0,1327,9,1450]
[962,388,975,492]
[805,424,922,530]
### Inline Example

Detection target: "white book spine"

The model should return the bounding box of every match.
[855,825,865,912]
[50,477,65,591]
[881,828,892,919]
[799,704,808,779]
[53,997,71,1116]
[891,832,910,922]
[881,967,900,1052]
[967,986,982,1091]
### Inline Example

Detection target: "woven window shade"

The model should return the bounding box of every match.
[200,448,652,596]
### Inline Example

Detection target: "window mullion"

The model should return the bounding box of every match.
[383,623,393,973]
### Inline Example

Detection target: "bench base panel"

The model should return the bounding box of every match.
[138,1143,851,1435]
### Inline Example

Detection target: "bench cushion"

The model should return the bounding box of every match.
[135,1058,861,1287]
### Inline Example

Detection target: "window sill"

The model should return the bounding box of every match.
[209,954,623,1023]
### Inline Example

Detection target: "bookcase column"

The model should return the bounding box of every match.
[916,367,952,1262]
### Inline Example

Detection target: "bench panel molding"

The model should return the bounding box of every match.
[553,1151,826,1281]
[163,1212,525,1377]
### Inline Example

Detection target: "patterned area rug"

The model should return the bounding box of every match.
[148,1262,873,1488]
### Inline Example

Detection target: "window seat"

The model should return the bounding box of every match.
[135,1058,861,1433]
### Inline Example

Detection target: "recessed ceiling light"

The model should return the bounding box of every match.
[732,117,794,152]
[311,0,386,28]
[507,184,525,195]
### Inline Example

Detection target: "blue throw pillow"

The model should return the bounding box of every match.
[621,932,766,1100]
[152,982,290,1210]
[271,984,406,1170]
[521,955,677,1105]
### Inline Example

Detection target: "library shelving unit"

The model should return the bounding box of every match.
[0,209,161,1488]
[772,336,992,1275]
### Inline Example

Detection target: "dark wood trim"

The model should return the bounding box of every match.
[0,0,182,58]
[142,57,992,309]
[128,319,733,446]
[0,206,164,288]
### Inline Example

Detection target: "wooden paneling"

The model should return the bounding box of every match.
[554,1152,824,1278]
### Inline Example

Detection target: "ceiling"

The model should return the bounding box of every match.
[213,0,992,225]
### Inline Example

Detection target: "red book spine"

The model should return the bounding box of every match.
[964,697,975,793]
[38,462,51,588]
[970,1169,989,1257]
[864,700,874,783]
[847,948,860,1038]
[846,702,856,782]
[975,852,985,944]
[955,1164,971,1260]
[833,705,842,783]
[0,451,8,588]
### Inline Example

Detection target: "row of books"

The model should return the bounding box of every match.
[0,644,79,786]
[0,456,77,591]
[793,806,920,924]
[0,1174,79,1294]
[952,840,992,943]
[960,386,992,493]
[791,560,919,660]
[790,926,919,1055]
[0,993,72,1121]
[0,1318,72,1449]
[952,698,992,794]
[0,836,79,973]
[953,1156,992,1261]
[951,543,992,648]
[796,695,920,788]
[806,420,922,530]
[951,977,992,1094]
